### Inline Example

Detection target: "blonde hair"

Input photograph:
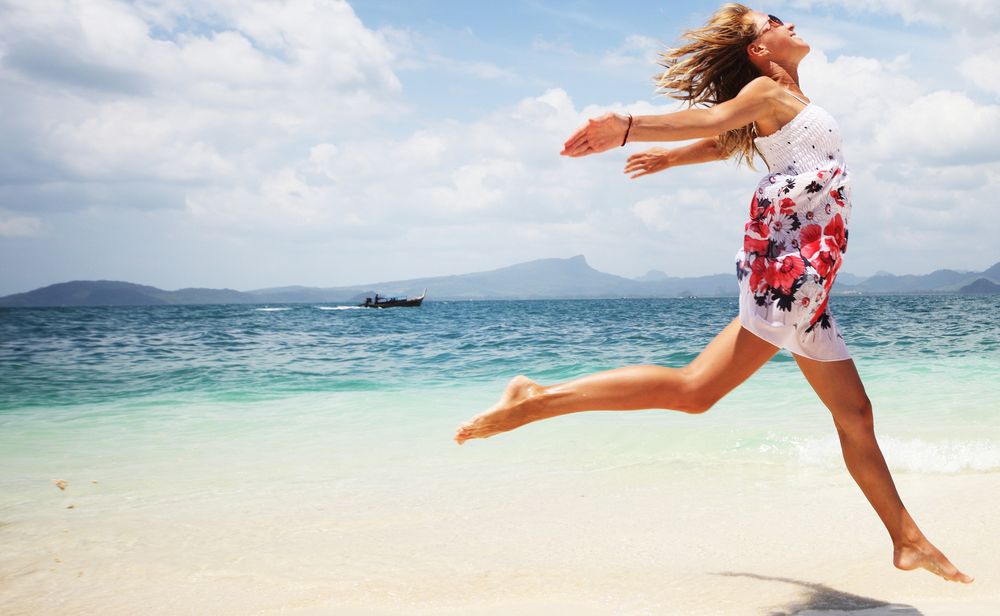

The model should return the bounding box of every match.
[657,3,763,167]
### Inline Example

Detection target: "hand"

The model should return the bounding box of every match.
[560,112,631,157]
[624,147,671,179]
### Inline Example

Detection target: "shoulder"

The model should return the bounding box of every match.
[736,76,783,102]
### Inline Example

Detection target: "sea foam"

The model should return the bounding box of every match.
[773,434,1000,473]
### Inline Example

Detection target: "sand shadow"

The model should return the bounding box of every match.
[716,572,922,615]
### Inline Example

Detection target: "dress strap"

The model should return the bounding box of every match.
[751,88,810,138]
[786,89,810,106]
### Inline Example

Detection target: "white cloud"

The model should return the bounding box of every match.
[783,0,1000,28]
[601,34,664,68]
[959,42,1000,98]
[1,0,998,294]
[0,211,42,237]
[874,91,1000,164]
[0,0,402,208]
[631,197,673,231]
[380,24,518,82]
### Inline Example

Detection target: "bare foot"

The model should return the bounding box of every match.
[454,375,543,445]
[894,538,974,583]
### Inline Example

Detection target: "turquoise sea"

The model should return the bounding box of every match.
[2,295,999,473]
[2,295,999,613]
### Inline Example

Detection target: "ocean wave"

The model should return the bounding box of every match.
[763,434,1000,473]
[317,306,362,310]
[255,307,290,312]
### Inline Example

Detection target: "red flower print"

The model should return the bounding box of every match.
[744,235,769,255]
[746,219,769,239]
[764,254,805,293]
[749,193,759,218]
[830,188,845,207]
[800,220,842,278]
[749,256,768,292]
[779,197,796,214]
[800,224,822,245]
[801,296,811,307]
[824,213,846,249]
[812,247,839,278]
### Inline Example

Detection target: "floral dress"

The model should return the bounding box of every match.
[734,97,852,361]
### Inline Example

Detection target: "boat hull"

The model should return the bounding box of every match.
[358,289,426,308]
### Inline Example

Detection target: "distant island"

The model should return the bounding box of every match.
[1,255,998,307]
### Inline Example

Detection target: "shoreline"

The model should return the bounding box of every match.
[2,450,995,615]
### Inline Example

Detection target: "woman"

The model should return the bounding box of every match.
[453,4,972,583]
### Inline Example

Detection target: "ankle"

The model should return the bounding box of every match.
[893,527,926,550]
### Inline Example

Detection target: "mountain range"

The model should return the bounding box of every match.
[1,255,998,307]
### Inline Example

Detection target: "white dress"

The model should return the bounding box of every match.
[734,94,852,361]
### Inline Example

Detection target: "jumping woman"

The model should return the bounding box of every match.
[453,4,972,583]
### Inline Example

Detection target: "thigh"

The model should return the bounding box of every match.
[793,353,871,427]
[685,317,781,403]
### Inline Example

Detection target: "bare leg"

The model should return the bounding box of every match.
[793,353,974,583]
[454,317,779,443]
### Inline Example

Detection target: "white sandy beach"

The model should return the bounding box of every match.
[1,390,995,615]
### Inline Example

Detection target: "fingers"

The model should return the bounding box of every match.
[561,131,591,157]
[562,121,590,150]
[625,150,655,162]
[623,154,650,170]
[561,113,615,156]
[623,158,648,173]
[623,160,663,177]
[560,141,593,157]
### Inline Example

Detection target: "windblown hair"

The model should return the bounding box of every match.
[657,3,763,167]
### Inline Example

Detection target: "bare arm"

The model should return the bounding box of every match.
[561,77,774,157]
[623,138,724,179]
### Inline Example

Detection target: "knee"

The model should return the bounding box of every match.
[672,366,719,414]
[834,396,875,438]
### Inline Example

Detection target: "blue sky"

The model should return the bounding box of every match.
[1,0,999,295]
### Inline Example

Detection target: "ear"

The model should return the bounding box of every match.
[746,42,768,61]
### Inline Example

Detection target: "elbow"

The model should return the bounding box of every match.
[712,138,727,160]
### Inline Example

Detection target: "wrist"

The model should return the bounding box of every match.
[620,113,633,147]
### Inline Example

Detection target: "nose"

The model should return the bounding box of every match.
[787,22,796,32]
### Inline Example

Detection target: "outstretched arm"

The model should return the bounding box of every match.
[561,76,773,157]
[623,138,724,179]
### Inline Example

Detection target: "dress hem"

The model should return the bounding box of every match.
[736,315,852,363]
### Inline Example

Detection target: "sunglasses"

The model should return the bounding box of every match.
[758,14,784,36]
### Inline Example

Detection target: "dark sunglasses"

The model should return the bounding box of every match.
[758,14,784,36]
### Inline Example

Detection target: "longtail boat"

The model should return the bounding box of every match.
[359,288,426,308]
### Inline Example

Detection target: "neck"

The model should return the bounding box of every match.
[761,60,800,89]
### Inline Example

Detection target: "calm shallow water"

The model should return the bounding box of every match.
[2,295,998,407]
[1,296,998,615]
[1,295,998,474]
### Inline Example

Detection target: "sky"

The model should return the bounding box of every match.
[1,0,999,295]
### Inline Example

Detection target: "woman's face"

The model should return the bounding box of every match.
[749,10,810,64]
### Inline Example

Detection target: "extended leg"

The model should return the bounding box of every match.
[793,353,973,583]
[454,317,779,443]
